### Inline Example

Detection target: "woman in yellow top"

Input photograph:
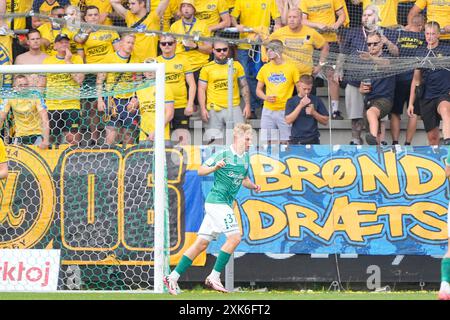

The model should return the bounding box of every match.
[0,137,8,179]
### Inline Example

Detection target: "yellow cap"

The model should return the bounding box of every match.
[179,0,196,11]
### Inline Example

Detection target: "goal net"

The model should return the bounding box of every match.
[0,63,172,293]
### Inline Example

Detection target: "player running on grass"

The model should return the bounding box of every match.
[164,123,261,295]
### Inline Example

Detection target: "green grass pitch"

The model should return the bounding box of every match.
[0,289,439,300]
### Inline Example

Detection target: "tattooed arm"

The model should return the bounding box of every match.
[239,77,251,119]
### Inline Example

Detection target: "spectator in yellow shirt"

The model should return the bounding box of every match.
[38,6,82,56]
[32,0,70,28]
[256,40,300,144]
[170,0,213,108]
[96,33,140,147]
[301,0,348,120]
[169,0,213,73]
[407,0,450,40]
[156,34,197,145]
[42,33,84,145]
[110,0,171,62]
[135,63,175,142]
[231,0,282,119]
[269,9,329,78]
[351,0,401,28]
[198,40,251,144]
[0,75,50,149]
[193,0,231,32]
[74,5,121,145]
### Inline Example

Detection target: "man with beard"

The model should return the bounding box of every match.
[198,41,251,144]
[337,5,399,144]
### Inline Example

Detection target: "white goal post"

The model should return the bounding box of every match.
[0,63,167,293]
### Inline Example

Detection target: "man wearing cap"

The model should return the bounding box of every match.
[170,0,213,84]
[110,0,170,62]
[38,6,82,56]
[42,33,84,145]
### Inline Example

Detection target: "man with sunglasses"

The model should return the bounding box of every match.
[38,6,82,56]
[32,0,70,28]
[156,34,197,145]
[110,0,170,62]
[358,32,396,145]
[337,5,399,145]
[198,41,251,144]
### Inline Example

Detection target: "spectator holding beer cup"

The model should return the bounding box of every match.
[359,32,396,145]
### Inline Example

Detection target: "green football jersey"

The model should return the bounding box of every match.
[447,149,450,166]
[203,145,250,207]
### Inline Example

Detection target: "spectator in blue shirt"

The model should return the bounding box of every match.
[407,21,450,146]
[285,75,329,145]
[389,14,425,146]
[359,32,396,145]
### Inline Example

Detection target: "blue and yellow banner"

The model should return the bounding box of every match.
[206,145,449,256]
[0,144,448,266]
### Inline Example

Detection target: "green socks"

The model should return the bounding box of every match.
[213,250,232,273]
[442,258,450,282]
[174,255,193,277]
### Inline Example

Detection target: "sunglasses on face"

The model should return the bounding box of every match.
[367,42,380,47]
[56,14,65,18]
[160,41,175,46]
[214,47,228,52]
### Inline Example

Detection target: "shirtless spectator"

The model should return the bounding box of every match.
[14,29,48,90]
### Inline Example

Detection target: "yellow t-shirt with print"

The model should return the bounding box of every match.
[199,60,245,110]
[169,18,212,72]
[82,30,120,64]
[256,61,300,111]
[362,0,399,27]
[0,35,13,88]
[150,0,181,31]
[231,0,281,50]
[136,85,174,141]
[156,54,193,110]
[300,0,347,42]
[1,99,45,137]
[415,0,450,39]
[0,138,7,164]
[102,51,140,99]
[269,25,326,76]
[194,0,230,30]
[6,0,31,30]
[43,54,84,111]
[38,23,82,55]
[125,10,160,62]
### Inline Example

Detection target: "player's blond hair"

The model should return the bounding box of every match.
[233,123,253,136]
